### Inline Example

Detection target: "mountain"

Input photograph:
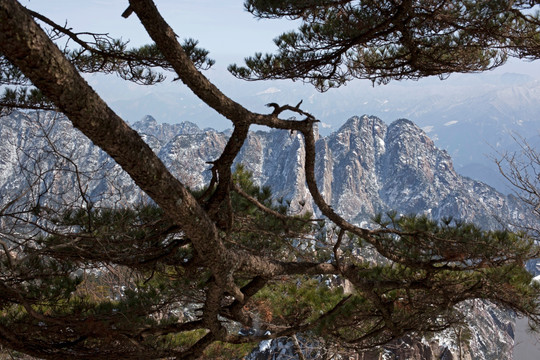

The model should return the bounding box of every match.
[110,73,540,194]
[235,116,527,231]
[0,111,534,359]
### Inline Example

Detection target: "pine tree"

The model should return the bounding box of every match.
[0,1,539,358]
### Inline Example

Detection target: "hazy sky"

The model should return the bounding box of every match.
[22,0,540,125]
[22,1,308,102]
[25,1,298,64]
[25,0,540,74]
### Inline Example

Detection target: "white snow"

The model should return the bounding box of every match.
[258,339,272,352]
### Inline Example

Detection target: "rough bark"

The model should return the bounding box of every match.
[0,0,252,303]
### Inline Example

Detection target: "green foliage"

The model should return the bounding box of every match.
[0,55,28,86]
[231,1,540,90]
[229,165,315,258]
[0,87,54,113]
[34,204,190,268]
[202,341,256,359]
[161,329,208,349]
[370,212,537,268]
[68,38,214,85]
[253,276,344,326]
[1,14,215,110]
[0,167,321,358]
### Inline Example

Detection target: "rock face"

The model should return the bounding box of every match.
[233,116,525,232]
[244,334,467,360]
[0,111,529,359]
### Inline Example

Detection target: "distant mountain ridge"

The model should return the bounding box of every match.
[131,114,525,230]
[111,74,540,193]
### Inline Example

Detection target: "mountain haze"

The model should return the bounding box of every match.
[110,73,540,194]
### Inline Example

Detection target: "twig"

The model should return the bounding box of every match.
[333,228,345,271]
[0,238,14,269]
[291,334,307,360]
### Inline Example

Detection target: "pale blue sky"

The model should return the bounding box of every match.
[25,1,298,65]
[22,0,540,130]
[25,0,540,75]
[24,0,306,103]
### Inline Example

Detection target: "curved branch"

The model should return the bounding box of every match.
[27,8,213,73]
[232,182,321,224]
[0,238,14,269]
[0,0,247,303]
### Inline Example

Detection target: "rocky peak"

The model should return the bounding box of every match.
[134,114,158,127]
[132,115,202,145]
[158,130,228,189]
[313,115,387,220]
[379,118,459,215]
